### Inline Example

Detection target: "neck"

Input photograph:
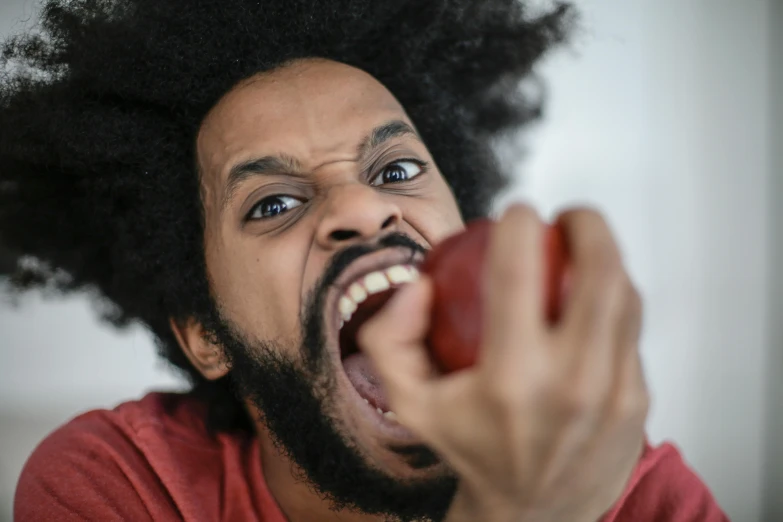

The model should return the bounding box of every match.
[255,422,385,522]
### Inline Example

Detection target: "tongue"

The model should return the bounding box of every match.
[341,352,390,412]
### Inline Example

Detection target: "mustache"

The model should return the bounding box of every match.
[300,233,428,371]
[320,232,429,292]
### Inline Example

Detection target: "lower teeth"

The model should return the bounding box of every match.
[362,399,396,421]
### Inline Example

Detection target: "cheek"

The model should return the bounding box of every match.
[403,177,465,247]
[205,232,307,343]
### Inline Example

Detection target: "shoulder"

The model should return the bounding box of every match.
[14,392,216,522]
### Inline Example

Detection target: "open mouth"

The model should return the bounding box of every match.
[333,262,420,423]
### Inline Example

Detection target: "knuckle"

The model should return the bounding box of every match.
[614,388,650,422]
[563,381,605,418]
[582,207,611,233]
[490,252,526,287]
[591,265,629,310]
[517,365,600,418]
[640,392,651,419]
[593,247,623,283]
[503,203,541,228]
[558,388,587,417]
[625,283,644,318]
[490,205,543,282]
[483,370,541,413]
[485,376,520,408]
[566,210,623,275]
[558,205,604,226]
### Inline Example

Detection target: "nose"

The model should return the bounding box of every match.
[316,183,402,250]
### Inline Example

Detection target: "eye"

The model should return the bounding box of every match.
[247,195,304,221]
[371,160,426,187]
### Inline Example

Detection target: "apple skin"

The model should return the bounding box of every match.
[421,218,569,373]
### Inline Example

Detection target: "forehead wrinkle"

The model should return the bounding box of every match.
[199,61,420,218]
[219,118,419,213]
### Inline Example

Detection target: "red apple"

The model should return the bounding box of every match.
[421,218,569,373]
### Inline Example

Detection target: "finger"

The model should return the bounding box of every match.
[615,283,643,359]
[567,276,643,428]
[481,203,546,364]
[611,286,648,422]
[358,277,436,423]
[611,344,649,445]
[557,208,625,349]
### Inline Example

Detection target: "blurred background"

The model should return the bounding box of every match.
[0,1,779,521]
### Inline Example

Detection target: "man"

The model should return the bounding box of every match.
[2,0,728,521]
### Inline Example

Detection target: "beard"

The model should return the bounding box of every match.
[204,232,458,522]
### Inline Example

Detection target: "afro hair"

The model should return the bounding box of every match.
[0,0,572,430]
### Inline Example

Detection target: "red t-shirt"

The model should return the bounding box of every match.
[14,392,729,521]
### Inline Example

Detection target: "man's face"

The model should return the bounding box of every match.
[195,58,464,518]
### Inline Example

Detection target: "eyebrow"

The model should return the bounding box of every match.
[357,119,419,159]
[222,119,420,211]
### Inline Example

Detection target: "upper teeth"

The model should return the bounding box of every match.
[349,283,367,303]
[339,264,419,324]
[363,398,398,421]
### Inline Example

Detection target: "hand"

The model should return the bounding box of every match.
[359,205,649,522]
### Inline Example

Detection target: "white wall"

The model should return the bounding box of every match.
[763,2,782,520]
[0,1,774,522]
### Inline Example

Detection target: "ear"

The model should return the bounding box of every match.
[169,318,230,381]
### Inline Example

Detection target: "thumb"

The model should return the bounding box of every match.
[358,276,436,416]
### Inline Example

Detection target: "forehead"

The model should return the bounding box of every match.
[197,59,410,184]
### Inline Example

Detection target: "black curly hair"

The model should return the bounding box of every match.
[0,0,572,431]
